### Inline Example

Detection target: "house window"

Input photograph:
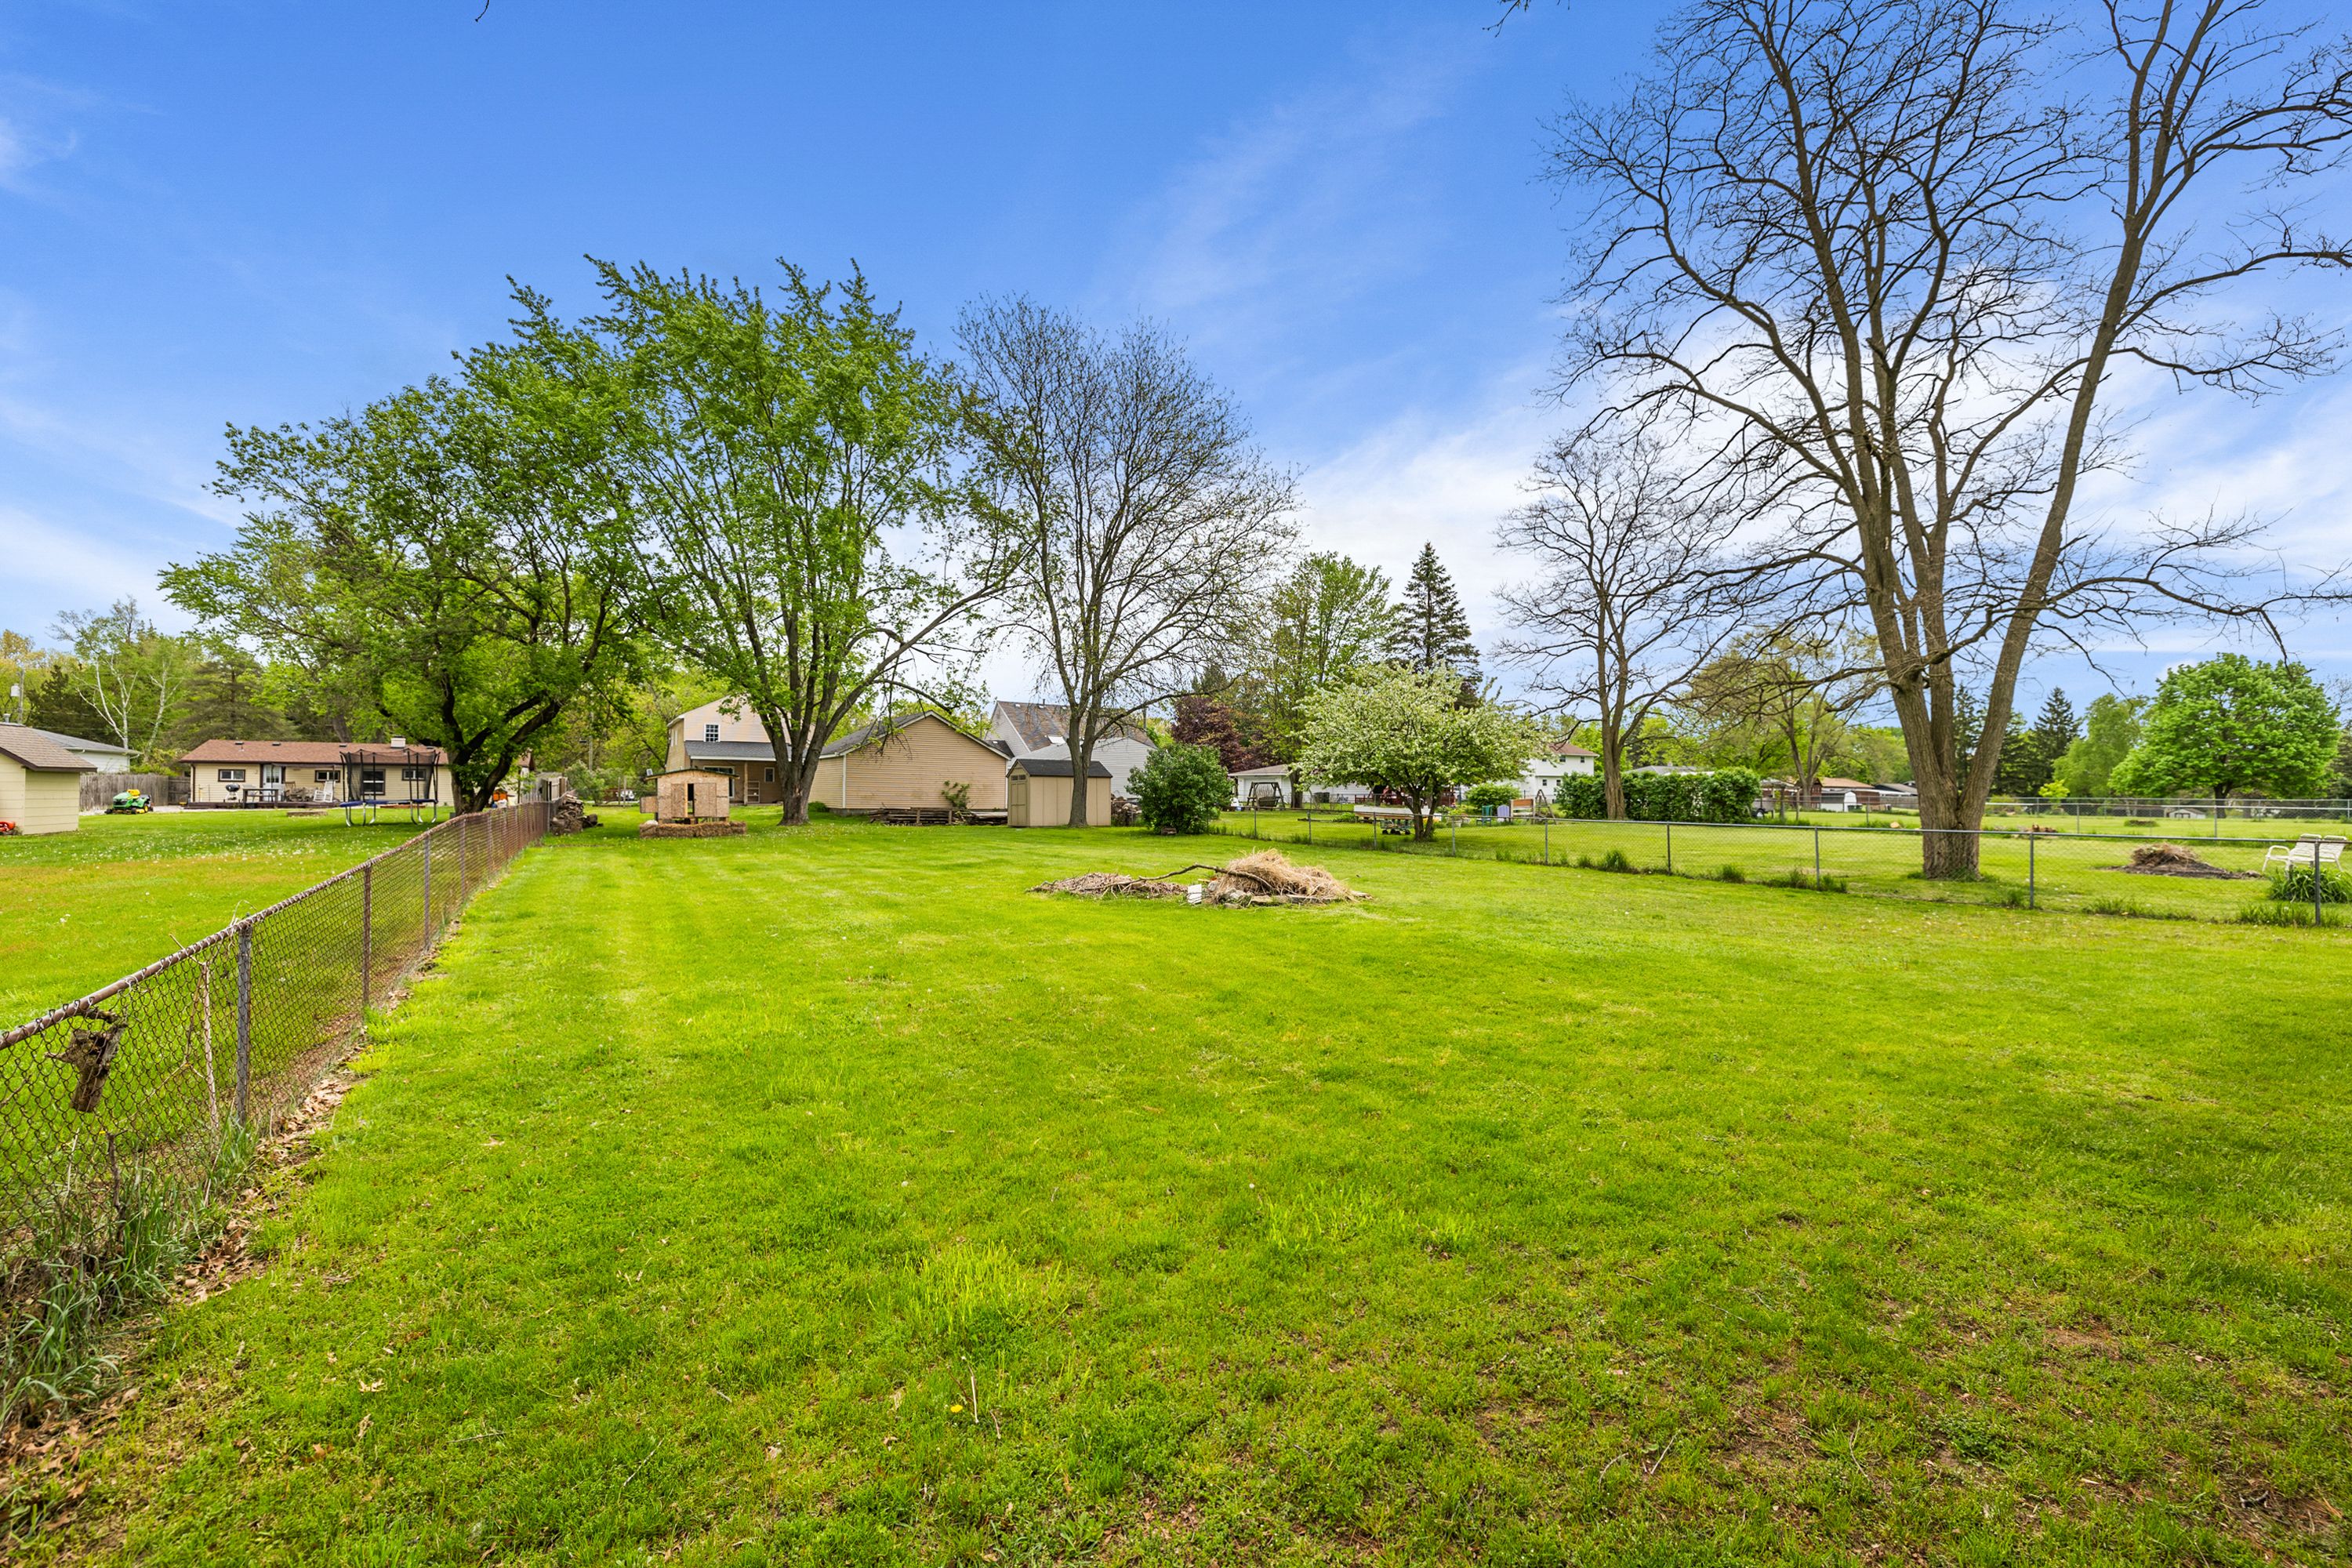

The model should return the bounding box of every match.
[704,723,720,742]
[763,766,775,782]
[216,768,245,783]
[361,768,385,797]
[314,771,332,783]
[401,766,428,782]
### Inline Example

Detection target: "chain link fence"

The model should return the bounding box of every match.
[1208,810,2345,924]
[0,802,550,1243]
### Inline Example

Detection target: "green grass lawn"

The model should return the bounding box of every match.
[1214,812,2319,923]
[0,812,431,1024]
[23,817,2351,1564]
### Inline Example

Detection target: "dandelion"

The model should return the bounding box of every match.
[949,1403,964,1414]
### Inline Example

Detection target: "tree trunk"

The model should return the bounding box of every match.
[1599,715,1628,821]
[1066,730,1097,827]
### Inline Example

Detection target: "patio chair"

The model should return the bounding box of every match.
[2262,834,2349,874]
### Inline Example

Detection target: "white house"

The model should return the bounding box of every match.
[989,701,1155,795]
[1508,739,1599,806]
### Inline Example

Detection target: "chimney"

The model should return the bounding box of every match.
[388,735,405,749]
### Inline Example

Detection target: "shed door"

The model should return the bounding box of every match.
[1007,772,1028,826]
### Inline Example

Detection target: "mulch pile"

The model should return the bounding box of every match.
[2113,842,2255,879]
[1033,850,1364,906]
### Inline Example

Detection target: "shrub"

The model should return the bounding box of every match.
[1463,783,1515,810]
[1715,864,1746,883]
[2267,864,2351,906]
[1133,743,1232,836]
[1551,768,1760,823]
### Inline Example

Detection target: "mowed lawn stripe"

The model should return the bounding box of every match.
[36,819,2351,1566]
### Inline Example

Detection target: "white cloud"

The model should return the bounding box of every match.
[1098,28,1475,354]
[0,505,190,632]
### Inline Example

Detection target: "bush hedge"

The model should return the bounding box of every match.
[1552,768,1762,824]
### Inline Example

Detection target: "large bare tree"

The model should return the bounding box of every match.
[1546,0,2352,873]
[1496,429,1759,818]
[960,299,1298,824]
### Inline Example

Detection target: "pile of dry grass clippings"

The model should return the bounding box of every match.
[1207,850,1362,904]
[1029,872,1185,899]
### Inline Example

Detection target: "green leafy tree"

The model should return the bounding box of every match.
[1254,553,1396,757]
[1131,742,1232,835]
[562,261,1007,826]
[1388,543,1479,688]
[2108,655,2337,803]
[2053,694,2145,797]
[1298,666,1540,840]
[167,336,645,811]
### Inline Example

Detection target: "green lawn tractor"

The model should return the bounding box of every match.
[106,789,154,814]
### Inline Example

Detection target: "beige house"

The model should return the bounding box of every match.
[178,739,455,808]
[666,700,1012,814]
[1006,754,1112,827]
[810,713,1011,814]
[0,724,96,835]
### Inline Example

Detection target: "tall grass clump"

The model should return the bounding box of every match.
[2266,864,2350,906]
[1,1125,256,1434]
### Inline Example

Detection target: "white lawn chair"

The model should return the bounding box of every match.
[2262,834,2348,874]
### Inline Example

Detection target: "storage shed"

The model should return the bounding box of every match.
[655,768,733,823]
[0,724,98,835]
[1006,755,1113,827]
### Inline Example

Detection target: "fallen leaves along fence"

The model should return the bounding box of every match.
[1207,811,2347,925]
[0,802,550,1243]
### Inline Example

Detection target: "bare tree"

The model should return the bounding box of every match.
[1496,428,1758,818]
[1547,0,2352,873]
[960,299,1298,824]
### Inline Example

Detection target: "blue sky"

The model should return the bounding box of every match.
[4,1,2347,710]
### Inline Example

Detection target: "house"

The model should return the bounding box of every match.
[1006,752,1112,827]
[0,723,97,834]
[990,701,1155,794]
[20,726,132,773]
[664,699,1014,814]
[1508,739,1598,805]
[809,713,1012,815]
[1809,777,1900,811]
[178,739,454,808]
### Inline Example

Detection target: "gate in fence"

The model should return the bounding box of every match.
[0,801,550,1240]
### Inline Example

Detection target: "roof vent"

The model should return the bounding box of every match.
[388,735,405,748]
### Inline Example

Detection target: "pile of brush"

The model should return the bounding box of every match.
[2115,842,2252,879]
[1031,849,1363,906]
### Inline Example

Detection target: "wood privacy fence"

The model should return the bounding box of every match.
[79,772,183,810]
[0,802,550,1240]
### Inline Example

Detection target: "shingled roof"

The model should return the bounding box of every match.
[0,724,98,772]
[991,700,1149,752]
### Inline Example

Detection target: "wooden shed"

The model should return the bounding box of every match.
[1006,755,1113,828]
[654,768,733,823]
[0,724,97,835]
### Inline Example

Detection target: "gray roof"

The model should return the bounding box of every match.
[1010,756,1113,779]
[684,739,778,763]
[0,724,100,772]
[992,699,1149,752]
[821,711,1008,760]
[27,725,126,758]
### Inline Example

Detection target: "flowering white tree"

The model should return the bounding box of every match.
[1298,667,1542,840]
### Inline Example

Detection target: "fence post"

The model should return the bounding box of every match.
[1307,812,1312,848]
[1451,814,1457,857]
[2318,844,2327,927]
[361,862,372,1028]
[1543,818,1549,866]
[234,920,252,1123]
[1813,827,1822,885]
[2028,832,2037,910]
[1666,822,1674,875]
[422,825,434,948]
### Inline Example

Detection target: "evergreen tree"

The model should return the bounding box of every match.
[1951,684,1986,777]
[2030,688,2078,766]
[1991,710,2042,795]
[1388,543,1479,686]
